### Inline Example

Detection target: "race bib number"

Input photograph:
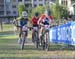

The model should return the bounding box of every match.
[33,27,38,31]
[22,26,28,31]
[44,25,50,30]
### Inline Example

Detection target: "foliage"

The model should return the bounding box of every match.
[50,3,69,20]
[17,3,25,16]
[31,6,45,17]
[17,16,22,20]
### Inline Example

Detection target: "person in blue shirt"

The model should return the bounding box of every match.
[18,11,29,43]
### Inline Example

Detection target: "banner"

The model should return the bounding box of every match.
[70,22,75,45]
[49,26,58,44]
[57,24,68,44]
[49,21,75,45]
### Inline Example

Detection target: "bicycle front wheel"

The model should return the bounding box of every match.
[20,32,26,50]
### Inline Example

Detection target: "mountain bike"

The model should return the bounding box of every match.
[41,25,50,51]
[32,27,39,48]
[19,25,28,50]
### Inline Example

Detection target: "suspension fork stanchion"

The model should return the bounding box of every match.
[47,30,49,50]
[45,30,47,49]
[45,30,49,50]
[36,31,39,48]
[21,32,25,50]
[34,29,39,48]
[21,32,23,50]
[46,32,47,43]
[37,29,39,43]
[21,31,27,50]
[42,29,46,50]
[32,30,34,43]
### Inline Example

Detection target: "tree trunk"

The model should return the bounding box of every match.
[0,18,3,31]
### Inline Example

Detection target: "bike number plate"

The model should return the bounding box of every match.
[44,25,50,30]
[22,26,28,31]
[33,27,38,30]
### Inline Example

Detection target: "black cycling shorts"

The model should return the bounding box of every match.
[33,25,38,27]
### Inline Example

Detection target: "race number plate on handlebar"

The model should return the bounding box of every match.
[44,25,50,30]
[22,26,28,31]
[33,27,38,31]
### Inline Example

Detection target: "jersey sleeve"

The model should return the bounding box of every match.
[41,14,46,19]
[38,14,46,24]
[49,16,53,20]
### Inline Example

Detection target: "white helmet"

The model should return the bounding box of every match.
[22,11,28,17]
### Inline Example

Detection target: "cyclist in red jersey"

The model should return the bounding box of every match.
[31,12,39,42]
[31,13,39,27]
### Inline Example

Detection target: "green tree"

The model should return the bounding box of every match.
[0,19,3,31]
[17,3,25,16]
[50,3,69,20]
[31,6,45,17]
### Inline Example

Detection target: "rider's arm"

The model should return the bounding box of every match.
[37,17,41,25]
[48,16,54,25]
[13,19,15,24]
[31,17,34,25]
[38,14,46,24]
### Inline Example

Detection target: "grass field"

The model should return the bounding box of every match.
[0,24,75,59]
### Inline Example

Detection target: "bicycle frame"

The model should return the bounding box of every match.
[41,25,50,50]
[20,25,28,50]
[32,27,39,48]
[20,31,26,50]
[32,27,38,42]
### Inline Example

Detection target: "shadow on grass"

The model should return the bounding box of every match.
[0,57,75,59]
[0,41,75,51]
[0,38,17,44]
[0,31,16,36]
[0,38,40,51]
[0,44,42,51]
[48,44,75,51]
[0,57,41,59]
